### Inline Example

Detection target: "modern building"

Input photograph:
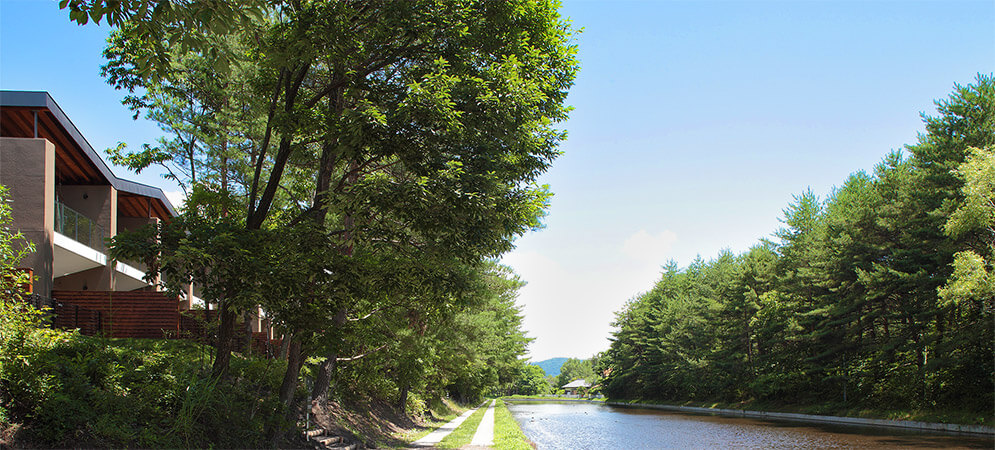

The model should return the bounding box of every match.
[1,90,177,299]
[1,90,276,347]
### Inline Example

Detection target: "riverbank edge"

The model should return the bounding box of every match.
[605,401,995,438]
[493,399,534,449]
[503,397,994,438]
[503,396,604,403]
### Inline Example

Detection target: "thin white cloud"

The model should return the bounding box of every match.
[164,190,186,211]
[502,241,668,362]
[622,229,678,262]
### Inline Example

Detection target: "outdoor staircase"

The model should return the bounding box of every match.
[305,428,360,450]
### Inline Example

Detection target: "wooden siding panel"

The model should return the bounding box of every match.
[50,291,280,357]
[52,290,182,338]
[39,111,104,185]
[119,192,172,221]
[0,109,33,138]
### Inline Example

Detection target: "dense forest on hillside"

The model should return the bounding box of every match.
[515,357,601,395]
[533,357,570,377]
[601,76,994,420]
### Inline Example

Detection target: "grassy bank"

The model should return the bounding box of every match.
[309,396,464,448]
[398,401,462,444]
[494,398,533,449]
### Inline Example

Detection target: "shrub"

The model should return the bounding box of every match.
[0,307,287,448]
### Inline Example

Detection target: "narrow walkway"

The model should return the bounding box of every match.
[411,403,482,447]
[469,399,496,447]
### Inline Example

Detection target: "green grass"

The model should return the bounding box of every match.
[493,398,533,450]
[402,406,463,444]
[435,400,490,448]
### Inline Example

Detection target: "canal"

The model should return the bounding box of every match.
[506,401,993,449]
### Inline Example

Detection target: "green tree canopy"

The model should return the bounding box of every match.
[601,75,994,414]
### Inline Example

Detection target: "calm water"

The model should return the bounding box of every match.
[507,401,994,449]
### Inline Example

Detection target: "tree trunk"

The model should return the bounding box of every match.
[397,382,410,411]
[311,357,337,404]
[744,310,754,376]
[203,295,212,346]
[269,336,305,445]
[279,333,291,360]
[279,337,305,407]
[310,307,348,403]
[211,298,237,380]
[305,85,355,405]
[241,310,254,355]
[915,333,927,407]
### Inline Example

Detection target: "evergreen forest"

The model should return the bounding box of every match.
[601,75,994,422]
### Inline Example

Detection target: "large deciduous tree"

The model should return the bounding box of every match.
[78,0,578,438]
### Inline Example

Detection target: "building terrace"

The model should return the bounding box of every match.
[1,90,275,350]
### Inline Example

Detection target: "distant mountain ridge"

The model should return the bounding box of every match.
[532,357,568,377]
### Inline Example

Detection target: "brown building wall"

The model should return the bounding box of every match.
[55,184,117,289]
[56,184,118,239]
[0,137,55,296]
[53,266,109,291]
[118,216,157,234]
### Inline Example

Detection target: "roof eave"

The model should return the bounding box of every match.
[1,90,177,217]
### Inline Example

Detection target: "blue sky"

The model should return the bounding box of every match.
[2,0,993,361]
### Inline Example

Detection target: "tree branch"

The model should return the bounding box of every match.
[336,344,388,362]
[248,63,311,229]
[303,39,424,110]
[248,68,286,218]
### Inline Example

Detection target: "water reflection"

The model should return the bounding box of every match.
[506,401,993,449]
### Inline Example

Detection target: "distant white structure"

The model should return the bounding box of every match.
[561,379,591,396]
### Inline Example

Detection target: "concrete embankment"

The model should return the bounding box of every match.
[504,397,603,403]
[606,402,995,438]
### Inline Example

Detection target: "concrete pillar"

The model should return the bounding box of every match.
[182,283,194,311]
[0,137,55,297]
[250,306,263,333]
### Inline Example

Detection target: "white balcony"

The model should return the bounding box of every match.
[53,231,106,277]
[53,230,155,291]
[115,260,150,291]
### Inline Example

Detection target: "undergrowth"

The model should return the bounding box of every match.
[0,300,286,448]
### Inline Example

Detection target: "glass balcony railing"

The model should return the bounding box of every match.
[55,201,105,252]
